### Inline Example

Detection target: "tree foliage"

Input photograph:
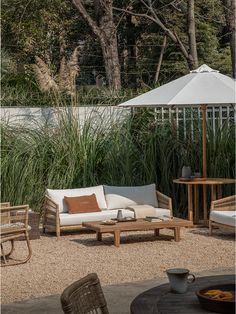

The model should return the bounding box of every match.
[1,0,234,104]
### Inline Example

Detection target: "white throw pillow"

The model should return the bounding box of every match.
[104,184,158,210]
[46,185,107,213]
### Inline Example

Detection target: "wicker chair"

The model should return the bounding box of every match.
[0,203,32,266]
[209,195,236,235]
[61,273,109,314]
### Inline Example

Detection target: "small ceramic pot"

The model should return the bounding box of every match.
[117,210,123,220]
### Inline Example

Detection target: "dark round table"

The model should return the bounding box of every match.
[130,274,235,314]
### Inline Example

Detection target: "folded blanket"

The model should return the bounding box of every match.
[127,205,156,219]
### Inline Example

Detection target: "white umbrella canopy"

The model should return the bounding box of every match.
[119,64,236,107]
[118,64,236,177]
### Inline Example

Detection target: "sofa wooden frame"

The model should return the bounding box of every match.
[43,191,172,237]
[209,195,236,235]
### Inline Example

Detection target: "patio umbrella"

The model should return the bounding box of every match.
[118,64,236,178]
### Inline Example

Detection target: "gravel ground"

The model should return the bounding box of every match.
[1,227,235,304]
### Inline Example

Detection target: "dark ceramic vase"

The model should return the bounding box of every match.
[181,166,191,178]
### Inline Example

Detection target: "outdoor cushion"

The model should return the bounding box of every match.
[210,210,236,227]
[154,208,172,217]
[127,205,156,218]
[46,185,107,213]
[64,194,101,214]
[59,209,135,226]
[104,184,158,210]
[128,205,171,219]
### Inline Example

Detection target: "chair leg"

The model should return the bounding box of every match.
[5,240,15,258]
[23,231,32,263]
[1,233,32,267]
[209,220,212,235]
[56,226,60,238]
[1,240,14,260]
[1,244,8,264]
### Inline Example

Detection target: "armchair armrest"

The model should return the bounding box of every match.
[156,191,172,214]
[43,195,60,237]
[0,202,11,208]
[210,195,236,211]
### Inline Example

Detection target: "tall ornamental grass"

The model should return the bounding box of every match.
[1,109,235,217]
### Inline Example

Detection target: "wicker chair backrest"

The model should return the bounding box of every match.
[0,205,29,235]
[61,273,109,314]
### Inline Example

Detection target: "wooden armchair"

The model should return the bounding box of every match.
[61,273,109,314]
[0,204,32,266]
[209,195,236,235]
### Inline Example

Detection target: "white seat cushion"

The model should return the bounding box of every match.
[154,208,172,217]
[210,211,236,227]
[59,209,135,226]
[46,185,107,213]
[127,205,171,219]
[104,184,158,210]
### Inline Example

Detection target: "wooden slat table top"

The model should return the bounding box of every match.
[173,178,236,185]
[82,217,193,232]
[131,274,235,314]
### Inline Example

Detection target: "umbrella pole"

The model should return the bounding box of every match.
[201,104,208,224]
[201,104,207,178]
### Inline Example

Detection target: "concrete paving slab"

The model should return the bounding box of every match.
[1,267,234,314]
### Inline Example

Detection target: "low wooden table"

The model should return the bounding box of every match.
[82,218,193,247]
[130,274,235,314]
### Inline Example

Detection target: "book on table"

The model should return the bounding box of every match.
[145,215,171,222]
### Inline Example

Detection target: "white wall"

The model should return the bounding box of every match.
[0,106,131,128]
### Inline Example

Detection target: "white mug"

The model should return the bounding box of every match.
[166,268,195,294]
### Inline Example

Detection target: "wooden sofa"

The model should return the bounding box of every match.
[209,195,236,235]
[42,184,172,237]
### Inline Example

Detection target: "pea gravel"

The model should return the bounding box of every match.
[1,228,235,304]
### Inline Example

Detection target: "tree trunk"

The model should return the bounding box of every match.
[155,35,167,83]
[222,0,236,77]
[99,32,121,90]
[187,0,198,70]
[73,0,121,90]
[126,14,137,87]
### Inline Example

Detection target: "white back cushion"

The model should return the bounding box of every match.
[104,184,158,210]
[46,185,107,213]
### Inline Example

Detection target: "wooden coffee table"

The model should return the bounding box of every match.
[82,218,193,247]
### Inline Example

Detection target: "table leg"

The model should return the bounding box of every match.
[187,184,193,221]
[194,185,199,224]
[154,229,160,236]
[217,185,222,199]
[96,232,102,242]
[211,185,217,201]
[203,185,207,223]
[114,230,120,247]
[174,227,180,242]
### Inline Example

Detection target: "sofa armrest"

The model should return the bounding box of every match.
[156,191,172,213]
[43,195,61,237]
[210,195,236,211]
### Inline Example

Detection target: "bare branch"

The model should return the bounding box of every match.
[173,31,189,59]
[114,6,176,42]
[155,35,167,83]
[72,0,101,37]
[114,4,193,67]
